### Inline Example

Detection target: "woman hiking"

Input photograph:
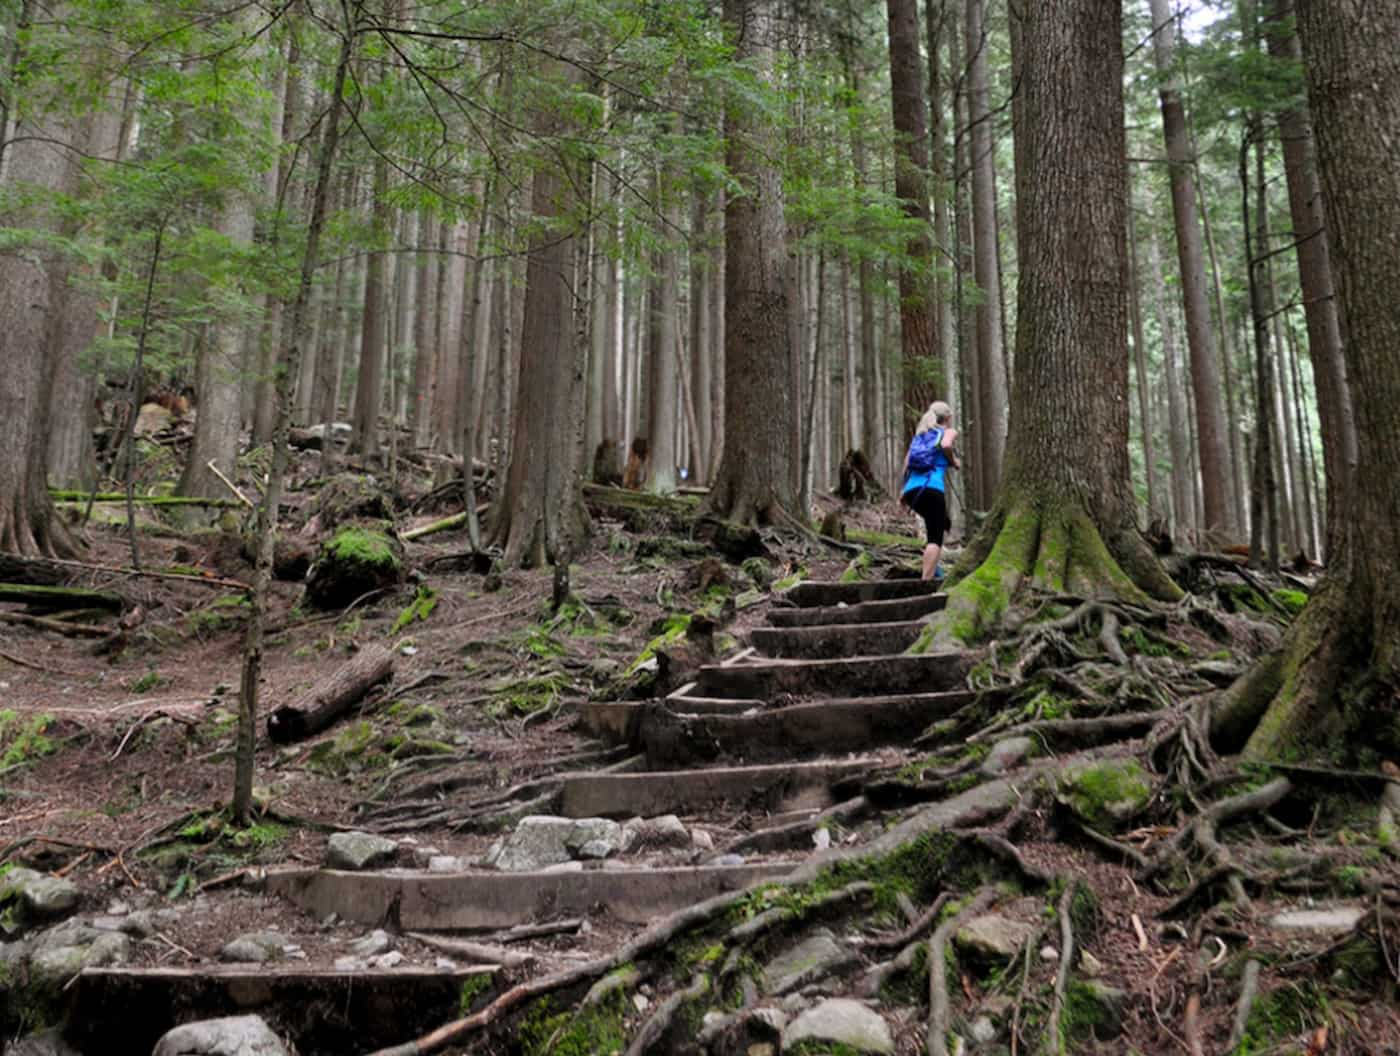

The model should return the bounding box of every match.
[901,400,961,582]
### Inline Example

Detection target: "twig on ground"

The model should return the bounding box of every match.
[206,459,254,508]
[407,932,531,970]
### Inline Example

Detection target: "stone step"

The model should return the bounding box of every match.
[266,862,790,931]
[782,578,939,608]
[557,758,878,818]
[750,619,926,659]
[640,690,977,767]
[768,591,947,627]
[69,965,485,1056]
[693,651,970,700]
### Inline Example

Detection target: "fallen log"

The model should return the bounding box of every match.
[266,644,395,743]
[402,506,491,542]
[0,611,112,638]
[0,553,251,592]
[0,583,124,613]
[49,491,241,508]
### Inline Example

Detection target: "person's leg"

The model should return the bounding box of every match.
[922,542,941,581]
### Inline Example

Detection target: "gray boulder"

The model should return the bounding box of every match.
[486,816,627,872]
[152,1015,290,1056]
[955,909,1038,962]
[326,832,398,871]
[0,869,79,932]
[783,999,894,1055]
[622,815,691,851]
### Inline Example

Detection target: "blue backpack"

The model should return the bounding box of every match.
[907,428,944,475]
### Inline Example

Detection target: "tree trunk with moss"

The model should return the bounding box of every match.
[937,0,1179,644]
[1232,0,1400,761]
[702,0,798,528]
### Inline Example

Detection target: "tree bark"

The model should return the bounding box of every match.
[1147,0,1235,541]
[965,0,1008,496]
[885,0,938,433]
[1242,124,1280,570]
[703,0,797,526]
[266,644,395,743]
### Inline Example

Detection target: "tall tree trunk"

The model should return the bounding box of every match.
[939,0,1178,644]
[1126,181,1159,521]
[689,192,714,485]
[410,213,439,447]
[1147,0,1235,541]
[927,0,959,524]
[351,155,390,459]
[1242,122,1279,571]
[1265,0,1355,564]
[704,0,797,525]
[646,167,680,495]
[1148,233,1193,539]
[1234,0,1400,760]
[886,0,938,432]
[841,45,882,480]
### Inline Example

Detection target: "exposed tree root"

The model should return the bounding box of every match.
[1042,883,1076,1056]
[1226,959,1262,1050]
[624,973,709,1056]
[929,887,998,1056]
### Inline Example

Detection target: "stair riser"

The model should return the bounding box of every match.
[750,622,924,659]
[768,593,947,627]
[784,579,939,607]
[642,694,975,767]
[696,653,970,700]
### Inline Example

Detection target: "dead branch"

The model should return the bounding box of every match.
[0,611,112,638]
[407,932,533,970]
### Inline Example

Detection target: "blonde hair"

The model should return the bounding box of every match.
[915,401,953,434]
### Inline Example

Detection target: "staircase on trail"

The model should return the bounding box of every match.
[76,575,968,1054]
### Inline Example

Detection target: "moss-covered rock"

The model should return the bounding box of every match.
[304,524,404,610]
[311,473,397,533]
[1055,757,1154,832]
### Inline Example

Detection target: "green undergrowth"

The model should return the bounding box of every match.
[391,586,438,634]
[488,672,570,719]
[186,592,250,635]
[457,973,495,1015]
[305,717,454,776]
[325,525,400,571]
[839,551,873,583]
[1234,981,1331,1054]
[626,613,691,675]
[138,809,290,886]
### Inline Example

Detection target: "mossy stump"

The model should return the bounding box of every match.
[304,524,404,610]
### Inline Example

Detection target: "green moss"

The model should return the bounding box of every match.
[457,973,494,1014]
[516,990,628,1056]
[327,526,398,569]
[847,527,923,549]
[839,551,873,583]
[1236,982,1329,1054]
[488,672,570,718]
[1061,980,1113,1045]
[1056,758,1153,831]
[0,710,56,768]
[741,557,774,590]
[1270,588,1308,617]
[391,586,438,634]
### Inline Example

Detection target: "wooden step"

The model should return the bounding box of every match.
[557,758,878,818]
[749,619,926,659]
[768,591,947,627]
[69,965,485,1056]
[782,578,939,608]
[640,690,977,766]
[266,862,791,931]
[693,651,970,700]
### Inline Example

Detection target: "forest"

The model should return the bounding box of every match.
[0,0,1397,1053]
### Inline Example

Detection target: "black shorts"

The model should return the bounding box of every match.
[908,487,950,546]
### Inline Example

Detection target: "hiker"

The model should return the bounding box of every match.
[901,400,960,581]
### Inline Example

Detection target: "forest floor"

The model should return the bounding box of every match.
[2,439,1398,1056]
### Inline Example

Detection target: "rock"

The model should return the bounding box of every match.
[371,951,404,969]
[707,854,746,868]
[333,956,366,971]
[783,999,894,1055]
[761,930,852,995]
[574,840,615,860]
[220,932,292,964]
[29,931,129,984]
[326,831,399,871]
[0,868,80,929]
[812,828,831,850]
[1040,945,1060,963]
[152,1014,290,1056]
[485,816,627,872]
[968,1016,997,1044]
[349,930,392,957]
[955,912,1038,961]
[1267,907,1366,933]
[1066,981,1128,1041]
[622,815,691,851]
[1079,949,1104,977]
[691,829,715,852]
[427,856,464,873]
[980,736,1035,776]
[134,403,173,437]
[1055,757,1154,832]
